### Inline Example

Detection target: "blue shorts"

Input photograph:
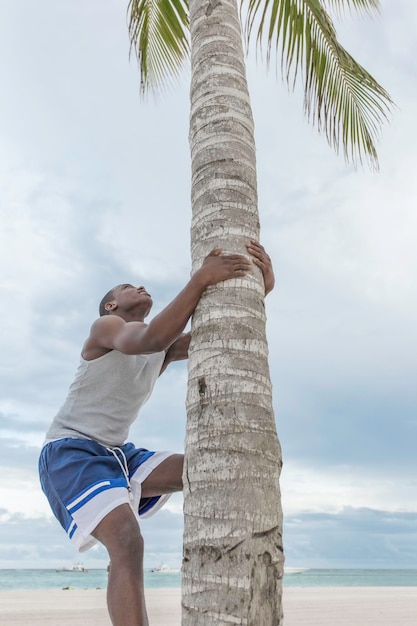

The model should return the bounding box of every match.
[39,438,174,552]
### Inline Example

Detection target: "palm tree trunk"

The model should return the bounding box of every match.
[182,0,284,624]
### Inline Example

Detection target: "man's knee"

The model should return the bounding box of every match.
[92,504,144,560]
[104,521,144,564]
[114,517,143,555]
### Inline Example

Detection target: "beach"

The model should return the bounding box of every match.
[0,587,416,625]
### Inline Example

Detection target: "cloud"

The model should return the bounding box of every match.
[0,512,87,566]
[0,438,40,469]
[280,461,417,518]
[0,0,416,569]
[2,504,416,571]
[0,504,185,570]
[284,507,417,568]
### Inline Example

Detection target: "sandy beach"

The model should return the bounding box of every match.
[0,587,416,625]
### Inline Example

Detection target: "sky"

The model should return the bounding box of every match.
[0,0,416,571]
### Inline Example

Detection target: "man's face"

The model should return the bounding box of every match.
[111,283,153,315]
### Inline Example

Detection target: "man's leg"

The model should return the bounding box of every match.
[141,453,184,497]
[92,503,148,626]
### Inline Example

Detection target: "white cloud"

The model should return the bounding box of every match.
[281,461,417,516]
[0,0,416,568]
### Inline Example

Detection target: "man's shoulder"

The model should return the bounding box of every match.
[82,316,127,360]
[89,314,128,338]
[91,314,125,329]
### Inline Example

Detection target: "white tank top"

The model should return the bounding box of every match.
[44,349,165,447]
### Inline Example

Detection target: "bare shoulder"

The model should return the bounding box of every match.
[82,316,126,360]
[83,316,150,359]
[90,315,126,334]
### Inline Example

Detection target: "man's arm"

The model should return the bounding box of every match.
[88,249,251,356]
[159,332,190,374]
[159,241,275,373]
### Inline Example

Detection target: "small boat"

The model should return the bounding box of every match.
[151,563,180,573]
[284,567,307,575]
[56,562,88,573]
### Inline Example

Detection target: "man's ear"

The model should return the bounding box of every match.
[105,300,118,312]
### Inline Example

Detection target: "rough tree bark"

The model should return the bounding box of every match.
[182,0,284,623]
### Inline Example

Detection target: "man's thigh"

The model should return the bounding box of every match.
[140,454,184,497]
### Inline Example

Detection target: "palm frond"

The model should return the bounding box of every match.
[128,0,190,95]
[243,0,393,169]
[320,0,380,17]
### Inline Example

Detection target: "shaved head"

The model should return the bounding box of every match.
[99,286,119,316]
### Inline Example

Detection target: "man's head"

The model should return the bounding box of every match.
[99,284,153,320]
[99,287,118,317]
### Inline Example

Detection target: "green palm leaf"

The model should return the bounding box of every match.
[243,0,393,168]
[128,0,392,168]
[320,0,380,15]
[128,0,189,94]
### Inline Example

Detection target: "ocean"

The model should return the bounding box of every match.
[0,569,416,591]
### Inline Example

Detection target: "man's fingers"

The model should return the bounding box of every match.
[232,259,251,270]
[247,240,265,251]
[247,242,269,259]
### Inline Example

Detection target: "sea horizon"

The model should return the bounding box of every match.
[0,568,416,591]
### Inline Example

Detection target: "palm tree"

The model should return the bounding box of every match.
[128,1,392,623]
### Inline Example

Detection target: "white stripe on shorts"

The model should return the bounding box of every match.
[67,480,111,511]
